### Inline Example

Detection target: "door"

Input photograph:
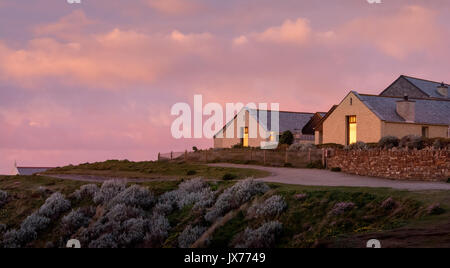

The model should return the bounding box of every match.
[347,116,357,145]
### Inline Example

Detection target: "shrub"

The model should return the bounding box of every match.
[234,221,283,248]
[38,192,71,219]
[0,190,8,208]
[2,229,32,248]
[427,203,445,215]
[118,218,147,246]
[156,179,215,214]
[232,144,244,149]
[61,207,95,235]
[108,185,155,209]
[178,225,206,248]
[72,184,99,200]
[222,173,237,181]
[0,223,6,234]
[288,143,316,152]
[279,131,294,145]
[330,202,355,216]
[89,234,118,248]
[21,213,51,233]
[283,163,293,168]
[447,178,450,184]
[205,179,269,222]
[399,135,425,150]
[330,167,341,172]
[317,143,344,149]
[143,213,171,247]
[430,138,450,150]
[93,180,126,204]
[381,197,397,210]
[192,146,199,152]
[186,170,197,176]
[346,141,368,150]
[378,136,400,149]
[306,161,324,169]
[247,195,287,218]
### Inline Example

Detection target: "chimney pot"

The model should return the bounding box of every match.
[437,82,448,97]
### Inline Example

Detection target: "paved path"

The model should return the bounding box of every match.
[45,174,180,183]
[208,163,450,191]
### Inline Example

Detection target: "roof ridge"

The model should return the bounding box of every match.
[402,75,449,86]
[359,93,450,102]
[248,109,317,115]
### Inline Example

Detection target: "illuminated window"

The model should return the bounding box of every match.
[347,116,357,145]
[243,127,249,147]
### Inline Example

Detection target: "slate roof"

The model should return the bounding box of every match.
[16,167,53,176]
[403,76,449,99]
[354,92,450,125]
[248,109,316,133]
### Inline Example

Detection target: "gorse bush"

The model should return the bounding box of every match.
[378,136,400,149]
[178,225,206,248]
[247,195,287,218]
[0,190,7,208]
[205,179,269,223]
[73,184,99,201]
[108,185,155,209]
[234,221,283,248]
[38,192,71,219]
[93,180,126,205]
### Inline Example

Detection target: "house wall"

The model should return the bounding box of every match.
[321,92,383,145]
[382,122,449,138]
[381,77,429,98]
[214,110,269,148]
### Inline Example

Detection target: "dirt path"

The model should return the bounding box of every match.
[208,163,450,191]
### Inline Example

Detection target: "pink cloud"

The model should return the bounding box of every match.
[144,0,204,15]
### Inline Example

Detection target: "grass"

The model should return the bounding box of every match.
[1,174,449,248]
[43,160,269,180]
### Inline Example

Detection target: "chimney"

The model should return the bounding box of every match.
[396,94,415,122]
[437,82,448,97]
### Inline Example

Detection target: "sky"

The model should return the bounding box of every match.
[0,0,449,174]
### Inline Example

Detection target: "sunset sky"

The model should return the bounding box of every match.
[1,0,449,174]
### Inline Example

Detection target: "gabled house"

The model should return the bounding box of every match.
[213,108,326,148]
[381,75,449,99]
[315,91,450,145]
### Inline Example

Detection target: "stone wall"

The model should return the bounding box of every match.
[327,149,450,181]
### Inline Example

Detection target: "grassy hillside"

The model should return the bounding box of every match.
[43,160,269,180]
[0,173,448,248]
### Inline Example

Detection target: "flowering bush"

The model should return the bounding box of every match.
[330,202,355,216]
[2,213,51,248]
[143,213,171,247]
[0,190,7,208]
[108,185,155,209]
[247,195,287,218]
[93,180,126,204]
[72,184,99,200]
[234,221,283,248]
[178,225,206,248]
[38,192,71,219]
[205,179,269,222]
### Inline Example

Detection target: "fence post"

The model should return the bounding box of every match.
[250,148,253,162]
[264,150,266,165]
[185,150,188,162]
[205,150,208,163]
[308,148,311,162]
[170,151,173,160]
[158,153,160,161]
